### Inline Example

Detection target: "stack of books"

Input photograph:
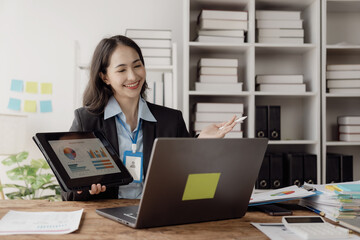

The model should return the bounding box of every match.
[255,75,306,93]
[195,9,248,43]
[145,71,173,108]
[326,64,360,94]
[125,29,172,66]
[194,102,244,138]
[196,58,242,92]
[338,116,360,142]
[299,181,360,222]
[255,10,304,44]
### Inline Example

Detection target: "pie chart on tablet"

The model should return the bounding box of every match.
[63,147,76,160]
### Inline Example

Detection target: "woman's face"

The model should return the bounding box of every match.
[101,44,146,101]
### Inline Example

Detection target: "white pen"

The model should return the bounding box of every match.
[219,116,247,130]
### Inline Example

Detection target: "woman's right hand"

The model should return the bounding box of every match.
[77,183,106,195]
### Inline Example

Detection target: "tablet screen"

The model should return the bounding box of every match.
[48,138,121,179]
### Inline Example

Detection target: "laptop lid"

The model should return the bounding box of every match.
[133,138,268,228]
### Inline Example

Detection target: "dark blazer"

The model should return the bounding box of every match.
[61,102,190,201]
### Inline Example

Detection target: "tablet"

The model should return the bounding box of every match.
[33,131,133,192]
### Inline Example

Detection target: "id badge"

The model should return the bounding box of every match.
[123,151,143,183]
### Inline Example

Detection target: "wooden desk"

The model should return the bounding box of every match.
[0,199,336,240]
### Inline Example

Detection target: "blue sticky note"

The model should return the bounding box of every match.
[40,100,52,113]
[8,98,21,111]
[10,79,24,92]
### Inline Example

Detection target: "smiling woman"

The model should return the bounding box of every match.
[61,35,237,201]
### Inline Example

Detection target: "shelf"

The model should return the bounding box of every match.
[255,92,317,97]
[327,141,360,147]
[269,140,318,145]
[189,91,250,96]
[326,93,360,98]
[327,45,360,50]
[185,0,321,185]
[255,44,316,53]
[189,42,252,50]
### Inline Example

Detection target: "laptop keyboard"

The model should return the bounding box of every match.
[124,212,138,220]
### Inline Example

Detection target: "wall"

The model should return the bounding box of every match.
[0,0,184,159]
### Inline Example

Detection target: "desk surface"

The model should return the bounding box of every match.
[0,199,343,240]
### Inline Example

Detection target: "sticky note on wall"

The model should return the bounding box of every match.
[10,79,24,92]
[25,82,38,94]
[8,98,21,111]
[40,100,52,113]
[41,83,52,94]
[24,100,37,112]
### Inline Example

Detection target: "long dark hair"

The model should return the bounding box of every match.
[83,35,147,114]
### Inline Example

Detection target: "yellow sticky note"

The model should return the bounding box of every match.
[41,83,52,94]
[182,173,221,201]
[24,100,37,112]
[25,81,38,94]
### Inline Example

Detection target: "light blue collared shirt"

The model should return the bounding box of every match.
[104,96,156,199]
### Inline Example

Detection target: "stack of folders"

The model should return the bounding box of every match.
[255,105,281,140]
[195,9,247,43]
[256,74,306,93]
[145,71,173,108]
[326,153,353,184]
[338,116,360,142]
[255,10,304,44]
[299,181,360,222]
[326,64,360,94]
[194,102,244,138]
[256,152,317,190]
[196,58,242,92]
[125,29,172,66]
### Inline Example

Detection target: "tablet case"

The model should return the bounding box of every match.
[33,131,133,192]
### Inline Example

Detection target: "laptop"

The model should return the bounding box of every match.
[96,138,268,228]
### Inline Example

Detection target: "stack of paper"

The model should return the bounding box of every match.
[194,102,244,138]
[196,10,248,43]
[338,116,360,142]
[255,74,306,93]
[256,10,304,44]
[326,64,360,94]
[299,181,360,222]
[125,29,172,66]
[196,58,242,92]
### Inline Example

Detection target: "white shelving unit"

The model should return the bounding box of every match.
[74,42,178,110]
[184,0,321,184]
[321,0,360,182]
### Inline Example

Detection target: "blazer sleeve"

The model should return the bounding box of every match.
[176,110,190,137]
[69,109,83,131]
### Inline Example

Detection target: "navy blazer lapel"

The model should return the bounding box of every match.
[103,117,119,155]
[143,120,156,177]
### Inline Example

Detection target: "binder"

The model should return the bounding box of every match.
[255,106,268,138]
[268,106,281,140]
[303,154,317,184]
[284,153,303,187]
[326,153,340,184]
[269,153,284,189]
[340,154,353,182]
[256,153,270,189]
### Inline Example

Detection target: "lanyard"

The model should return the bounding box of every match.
[116,116,142,153]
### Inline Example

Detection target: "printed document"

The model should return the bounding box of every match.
[0,209,83,235]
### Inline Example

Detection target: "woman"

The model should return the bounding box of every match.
[62,35,236,201]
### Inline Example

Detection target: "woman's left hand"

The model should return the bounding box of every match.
[198,115,237,138]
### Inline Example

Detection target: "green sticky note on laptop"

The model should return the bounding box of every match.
[182,173,221,201]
